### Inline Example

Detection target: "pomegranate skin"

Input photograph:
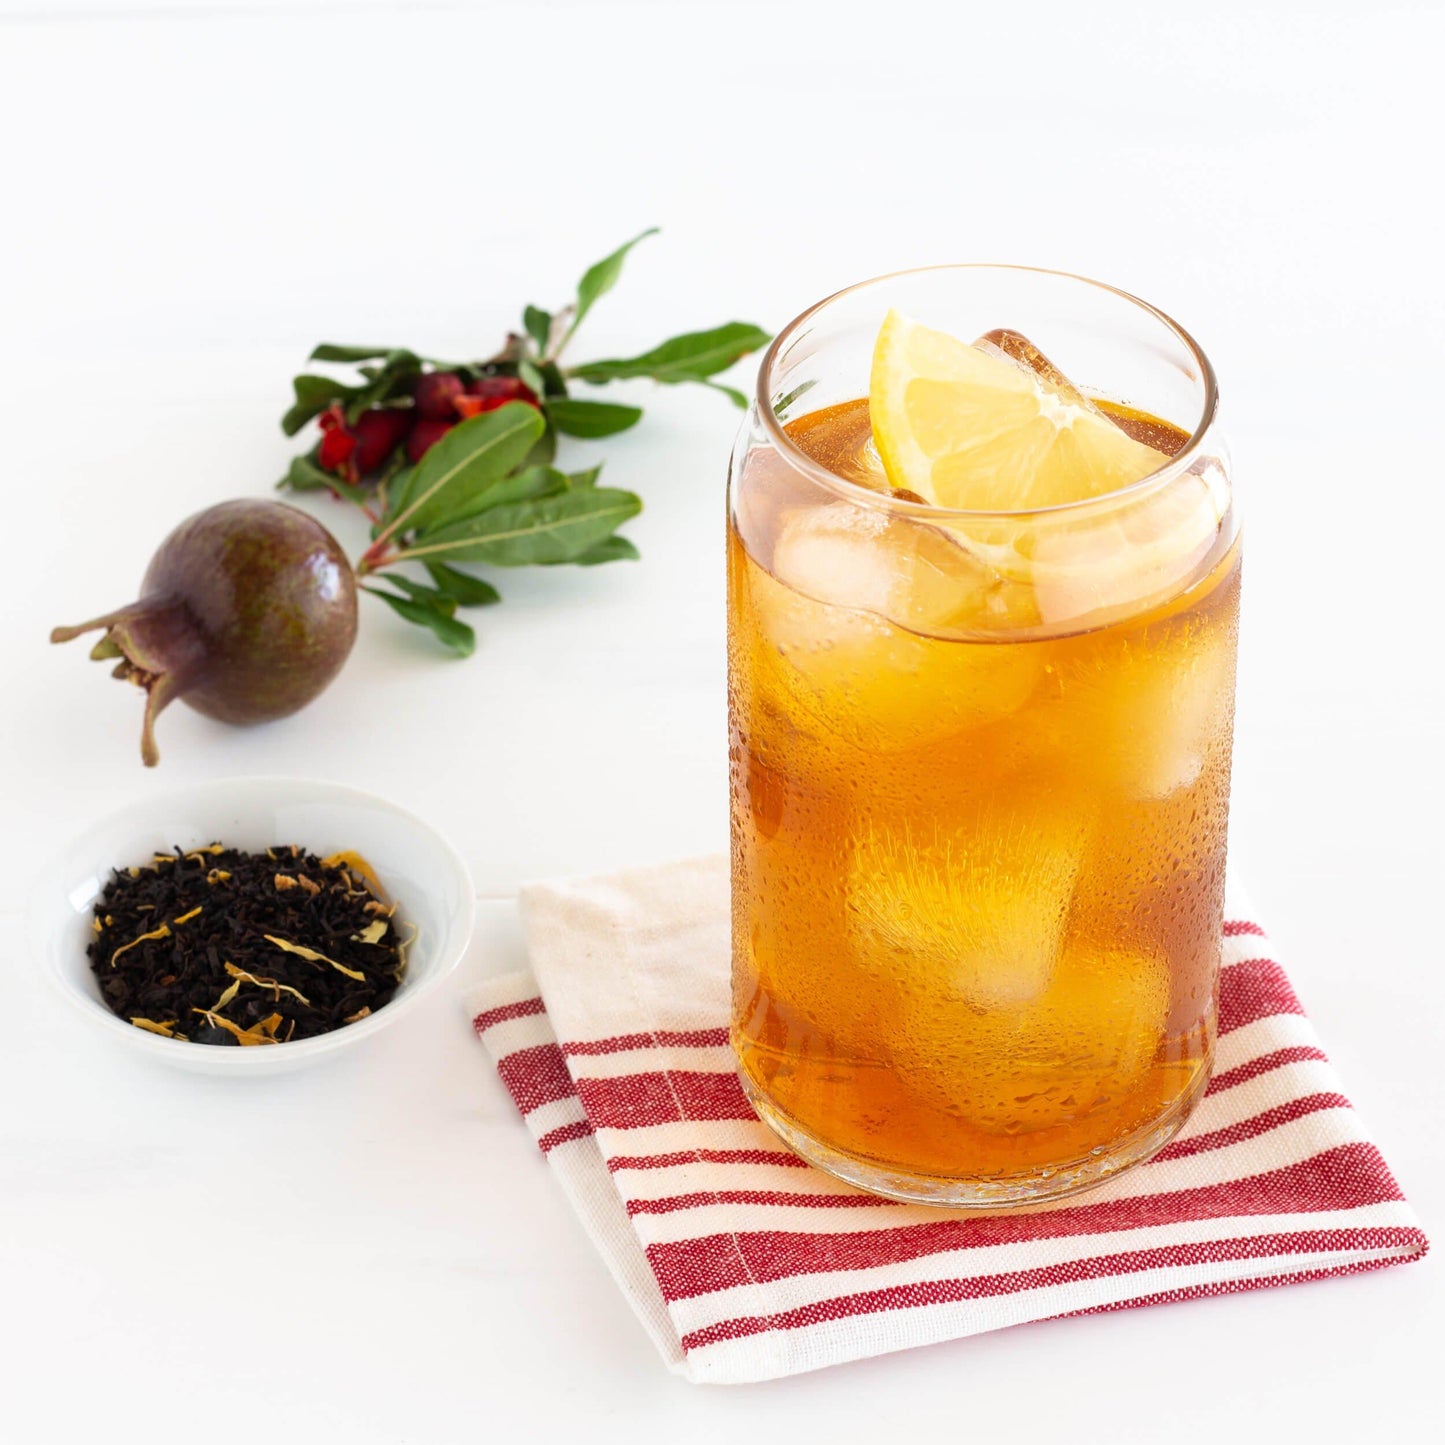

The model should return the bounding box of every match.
[142,500,357,725]
[53,499,359,764]
[351,407,411,474]
[413,371,466,420]
[468,374,538,402]
[406,415,455,463]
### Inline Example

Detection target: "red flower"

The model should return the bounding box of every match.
[412,372,467,420]
[455,374,540,418]
[317,405,358,476]
[351,408,411,474]
[406,415,455,463]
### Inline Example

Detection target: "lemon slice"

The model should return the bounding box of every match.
[869,310,1168,510]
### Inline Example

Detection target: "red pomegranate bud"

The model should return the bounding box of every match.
[467,374,539,406]
[317,403,346,432]
[318,424,357,473]
[406,415,455,463]
[351,408,411,474]
[412,371,467,420]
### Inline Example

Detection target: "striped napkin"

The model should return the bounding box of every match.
[465,856,1426,1384]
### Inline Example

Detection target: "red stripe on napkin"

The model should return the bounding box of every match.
[470,901,1427,1384]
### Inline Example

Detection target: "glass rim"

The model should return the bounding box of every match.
[754,262,1221,521]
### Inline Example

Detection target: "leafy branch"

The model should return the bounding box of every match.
[276,231,768,655]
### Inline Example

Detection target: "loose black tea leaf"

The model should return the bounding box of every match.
[88,845,410,1046]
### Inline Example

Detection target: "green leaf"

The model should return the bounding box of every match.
[517,358,547,401]
[363,585,476,657]
[276,451,374,507]
[385,402,546,538]
[376,463,416,523]
[310,343,395,363]
[345,362,423,424]
[703,379,750,408]
[567,322,770,387]
[566,464,603,489]
[522,426,557,469]
[522,306,551,354]
[383,575,458,615]
[566,227,659,342]
[412,466,568,531]
[571,535,640,565]
[277,452,336,492]
[399,488,643,568]
[281,374,357,436]
[771,377,818,419]
[546,397,644,438]
[425,464,568,521]
[424,563,501,607]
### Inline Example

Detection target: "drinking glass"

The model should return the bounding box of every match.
[727,265,1239,1206]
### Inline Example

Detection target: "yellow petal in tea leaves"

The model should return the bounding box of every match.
[130,1017,184,1038]
[109,923,171,968]
[222,961,310,1006]
[262,935,367,981]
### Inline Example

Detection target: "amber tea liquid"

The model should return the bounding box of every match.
[728,397,1239,1201]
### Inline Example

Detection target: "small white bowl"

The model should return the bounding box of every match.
[30,777,476,1075]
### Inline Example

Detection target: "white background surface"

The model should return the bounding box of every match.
[3,0,1441,1439]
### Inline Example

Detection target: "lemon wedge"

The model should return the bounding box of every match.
[869,310,1168,510]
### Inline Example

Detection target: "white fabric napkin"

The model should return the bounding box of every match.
[465,856,1427,1384]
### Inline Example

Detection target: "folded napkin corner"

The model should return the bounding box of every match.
[467,859,1427,1384]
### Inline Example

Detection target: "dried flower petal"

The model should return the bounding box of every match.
[263,934,367,981]
[191,1009,283,1046]
[110,923,171,967]
[130,1017,182,1038]
[322,850,386,899]
[223,961,310,1006]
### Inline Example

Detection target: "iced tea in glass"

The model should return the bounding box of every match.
[728,266,1239,1205]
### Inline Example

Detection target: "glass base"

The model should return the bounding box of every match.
[738,1060,1212,1209]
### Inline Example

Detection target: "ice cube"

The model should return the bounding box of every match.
[847,805,1088,1012]
[769,504,897,613]
[1115,621,1237,800]
[1053,603,1238,802]
[890,933,1171,1136]
[975,328,1102,414]
[1027,465,1229,633]
[753,505,1041,750]
[770,502,1047,639]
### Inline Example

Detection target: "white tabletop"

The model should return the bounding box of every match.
[4,1,1441,1439]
